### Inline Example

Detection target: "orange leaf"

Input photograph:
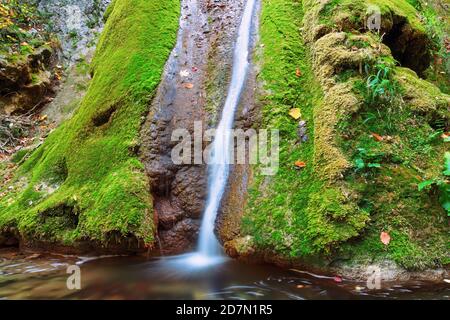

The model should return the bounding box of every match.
[295,161,307,168]
[380,231,391,246]
[295,68,302,77]
[372,133,384,142]
[182,83,194,89]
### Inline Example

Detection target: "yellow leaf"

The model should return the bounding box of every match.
[289,108,301,120]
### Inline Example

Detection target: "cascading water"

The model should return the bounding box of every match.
[163,0,257,269]
[197,0,257,259]
[164,0,257,268]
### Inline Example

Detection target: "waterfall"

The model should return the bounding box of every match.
[197,0,257,258]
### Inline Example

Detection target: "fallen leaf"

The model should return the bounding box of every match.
[371,133,384,142]
[296,285,305,289]
[380,231,391,246]
[39,115,48,122]
[294,161,307,168]
[289,108,301,120]
[333,276,343,283]
[444,279,450,284]
[179,69,190,77]
[295,68,302,77]
[182,83,194,89]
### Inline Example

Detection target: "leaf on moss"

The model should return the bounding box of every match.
[294,161,306,168]
[371,133,384,142]
[289,108,301,120]
[295,68,302,77]
[380,231,391,246]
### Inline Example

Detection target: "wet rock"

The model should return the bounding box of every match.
[159,219,200,255]
[141,0,248,254]
[172,167,206,219]
[224,236,255,259]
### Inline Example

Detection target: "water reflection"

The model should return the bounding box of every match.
[0,251,449,300]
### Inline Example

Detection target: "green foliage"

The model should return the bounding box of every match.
[353,147,382,172]
[357,57,402,107]
[0,0,52,59]
[0,0,180,246]
[418,152,450,215]
[407,0,450,94]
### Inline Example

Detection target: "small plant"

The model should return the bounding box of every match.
[418,152,450,215]
[355,57,402,107]
[353,147,382,172]
[365,60,399,103]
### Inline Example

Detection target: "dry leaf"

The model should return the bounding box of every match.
[179,69,190,77]
[372,133,384,142]
[182,83,194,89]
[380,231,391,245]
[295,68,302,77]
[289,108,301,120]
[294,161,307,168]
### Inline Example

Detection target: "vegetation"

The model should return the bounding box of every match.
[0,0,54,61]
[240,0,449,271]
[0,0,447,276]
[0,0,180,247]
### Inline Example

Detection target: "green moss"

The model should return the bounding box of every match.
[0,0,180,246]
[241,0,449,271]
[242,0,369,258]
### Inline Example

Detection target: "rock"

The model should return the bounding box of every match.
[297,120,308,142]
[159,219,200,255]
[224,236,255,259]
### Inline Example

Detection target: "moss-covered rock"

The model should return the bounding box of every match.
[0,0,180,251]
[229,0,449,276]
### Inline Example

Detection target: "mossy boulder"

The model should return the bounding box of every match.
[0,0,180,252]
[230,0,449,276]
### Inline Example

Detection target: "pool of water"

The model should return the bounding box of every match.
[0,250,448,300]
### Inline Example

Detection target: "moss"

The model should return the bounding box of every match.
[241,0,369,259]
[0,0,180,246]
[241,0,449,271]
[395,67,450,115]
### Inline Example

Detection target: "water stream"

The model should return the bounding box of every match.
[197,0,257,259]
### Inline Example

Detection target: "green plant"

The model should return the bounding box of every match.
[418,152,450,215]
[353,147,382,172]
[363,58,401,106]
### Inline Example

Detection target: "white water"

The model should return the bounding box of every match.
[166,0,257,270]
[195,0,257,262]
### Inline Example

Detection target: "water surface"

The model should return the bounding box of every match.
[0,252,448,300]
